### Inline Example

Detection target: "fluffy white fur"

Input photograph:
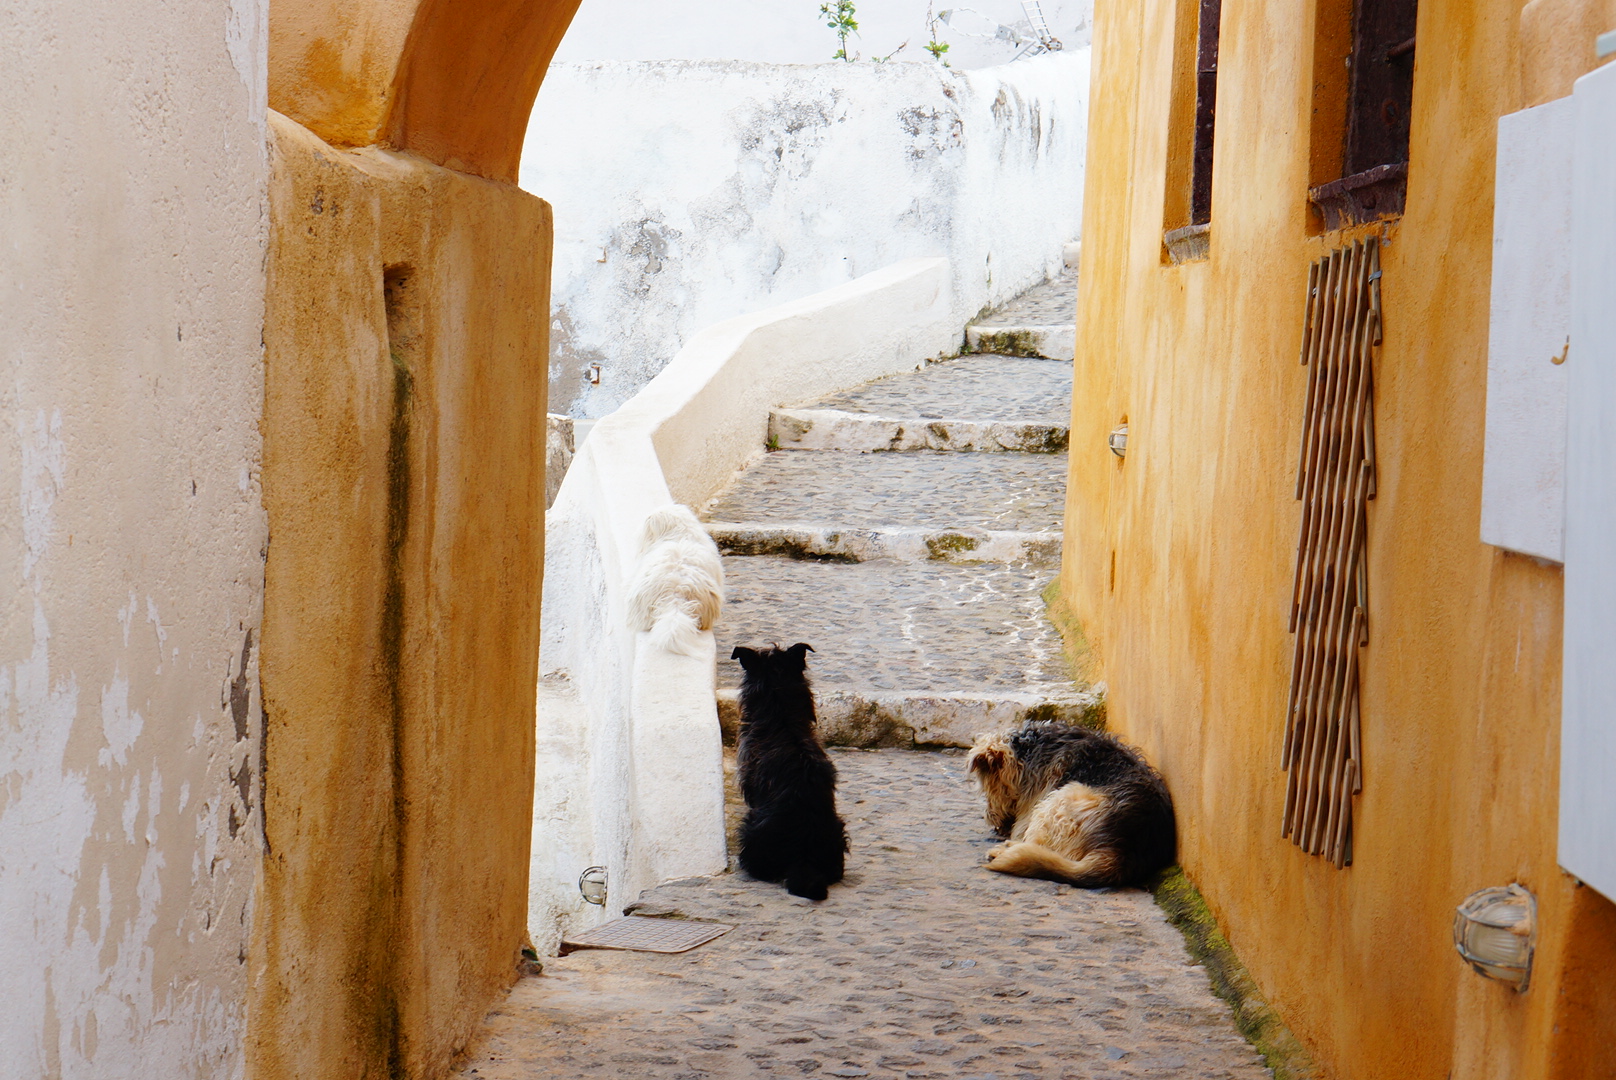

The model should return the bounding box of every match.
[624,504,725,656]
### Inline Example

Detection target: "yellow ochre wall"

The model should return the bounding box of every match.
[250,2,580,1077]
[1062,0,1616,1074]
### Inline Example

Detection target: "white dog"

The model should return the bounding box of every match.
[624,504,725,656]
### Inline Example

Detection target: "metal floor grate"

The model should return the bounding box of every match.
[561,916,733,955]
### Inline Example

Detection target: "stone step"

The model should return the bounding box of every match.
[965,272,1079,361]
[702,450,1067,533]
[707,522,1059,565]
[715,555,1083,749]
[964,323,1075,360]
[769,409,1066,452]
[799,353,1071,427]
[773,352,1070,451]
[716,686,1103,749]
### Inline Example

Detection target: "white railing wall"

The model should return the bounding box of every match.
[531,258,954,950]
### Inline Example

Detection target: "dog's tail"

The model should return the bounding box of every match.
[985,842,1121,888]
[645,598,706,657]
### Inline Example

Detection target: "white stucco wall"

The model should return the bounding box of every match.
[554,0,1093,68]
[0,1,268,1075]
[534,259,954,950]
[522,50,1089,418]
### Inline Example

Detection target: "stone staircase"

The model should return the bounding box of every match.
[703,282,1098,748]
[963,271,1078,360]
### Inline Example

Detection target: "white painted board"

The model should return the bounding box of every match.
[1482,98,1573,563]
[1562,61,1616,903]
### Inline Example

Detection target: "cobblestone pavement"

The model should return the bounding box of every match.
[807,356,1072,423]
[716,558,1066,694]
[970,274,1078,329]
[702,452,1067,533]
[458,751,1270,1080]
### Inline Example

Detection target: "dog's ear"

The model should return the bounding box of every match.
[785,642,814,668]
[731,646,758,669]
[966,744,1007,774]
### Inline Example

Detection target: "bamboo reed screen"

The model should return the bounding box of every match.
[1282,237,1381,868]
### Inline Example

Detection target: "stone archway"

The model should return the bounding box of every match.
[268,0,579,182]
[251,4,581,1078]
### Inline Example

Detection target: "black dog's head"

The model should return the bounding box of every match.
[731,644,818,730]
[731,642,814,675]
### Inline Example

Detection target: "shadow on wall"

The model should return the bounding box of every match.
[523,51,1089,418]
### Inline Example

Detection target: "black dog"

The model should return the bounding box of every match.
[731,643,848,900]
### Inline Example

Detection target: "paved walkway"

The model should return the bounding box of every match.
[457,278,1268,1080]
[458,751,1270,1080]
[965,274,1078,359]
[969,274,1080,330]
[707,331,1083,741]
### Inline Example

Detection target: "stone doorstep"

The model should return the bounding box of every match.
[963,323,1076,361]
[715,686,1105,749]
[769,407,1068,453]
[706,522,1060,565]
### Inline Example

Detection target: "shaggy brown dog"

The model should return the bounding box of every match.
[966,722,1176,888]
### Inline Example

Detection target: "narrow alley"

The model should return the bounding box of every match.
[461,282,1272,1079]
[458,750,1270,1080]
[17,2,1616,1077]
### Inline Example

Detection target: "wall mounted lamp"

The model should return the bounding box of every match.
[1453,883,1536,991]
[578,865,609,907]
[1108,424,1129,458]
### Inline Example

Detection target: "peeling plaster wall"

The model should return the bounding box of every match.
[523,52,1089,418]
[0,0,269,1076]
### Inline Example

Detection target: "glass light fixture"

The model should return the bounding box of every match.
[578,865,609,907]
[1108,424,1129,458]
[1453,884,1536,991]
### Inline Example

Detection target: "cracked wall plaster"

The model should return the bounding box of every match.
[523,52,1089,419]
[0,1,268,1075]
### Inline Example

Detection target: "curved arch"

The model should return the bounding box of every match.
[257,5,583,1078]
[270,0,582,182]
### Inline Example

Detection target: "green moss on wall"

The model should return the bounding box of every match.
[1152,867,1321,1080]
[1041,577,1100,687]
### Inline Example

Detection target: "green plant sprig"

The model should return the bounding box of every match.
[819,0,859,61]
[925,3,951,64]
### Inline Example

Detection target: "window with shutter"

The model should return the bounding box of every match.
[1307,0,1417,230]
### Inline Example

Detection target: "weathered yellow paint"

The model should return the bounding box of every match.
[251,111,550,1080]
[269,0,584,183]
[1520,0,1616,105]
[1063,0,1616,1073]
[254,2,582,1074]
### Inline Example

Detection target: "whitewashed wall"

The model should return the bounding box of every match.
[522,51,1089,418]
[0,1,268,1075]
[554,0,1093,68]
[533,260,954,949]
[1563,61,1616,905]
